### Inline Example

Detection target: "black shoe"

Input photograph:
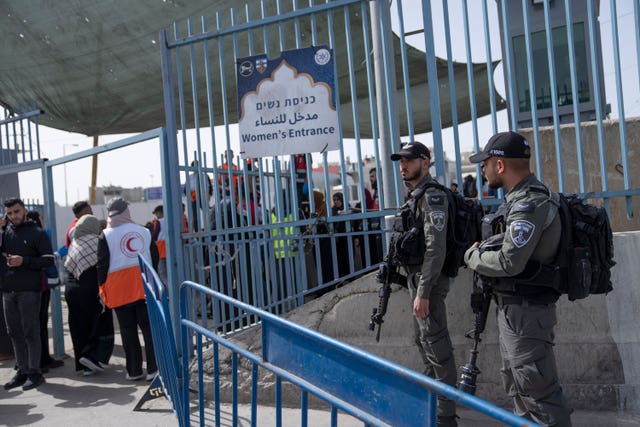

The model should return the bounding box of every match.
[44,358,64,369]
[22,374,45,390]
[79,356,104,372]
[4,373,27,390]
[437,415,458,427]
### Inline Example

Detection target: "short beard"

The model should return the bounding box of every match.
[402,170,421,182]
[488,178,502,190]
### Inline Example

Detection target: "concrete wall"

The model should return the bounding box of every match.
[316,231,639,412]
[519,118,640,232]
[203,231,640,413]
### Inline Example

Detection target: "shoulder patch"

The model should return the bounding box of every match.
[509,220,535,248]
[511,201,535,213]
[430,210,446,232]
[428,194,445,206]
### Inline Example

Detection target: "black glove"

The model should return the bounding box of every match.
[375,264,388,283]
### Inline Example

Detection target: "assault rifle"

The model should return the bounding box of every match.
[368,245,406,342]
[458,272,492,395]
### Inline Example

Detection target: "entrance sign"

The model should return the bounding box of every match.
[237,46,340,158]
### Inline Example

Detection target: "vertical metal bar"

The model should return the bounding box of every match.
[362,3,383,212]
[482,0,498,134]
[370,0,401,214]
[229,7,254,318]
[421,0,444,178]
[251,363,258,427]
[42,162,64,356]
[543,0,565,191]
[173,22,194,231]
[564,0,586,193]
[11,118,19,164]
[214,342,221,427]
[187,17,212,241]
[179,288,192,427]
[327,5,355,279]
[301,390,308,427]
[499,0,518,128]
[587,0,610,212]
[202,16,223,237]
[461,0,483,195]
[442,0,461,188]
[343,5,370,268]
[608,0,633,218]
[521,0,543,178]
[232,352,238,426]
[330,406,338,427]
[33,103,41,160]
[216,13,239,224]
[275,377,282,427]
[394,0,415,140]
[197,334,205,425]
[277,0,285,50]
[19,114,26,162]
[160,29,186,344]
[636,0,640,99]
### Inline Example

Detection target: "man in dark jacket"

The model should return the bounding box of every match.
[1,198,55,390]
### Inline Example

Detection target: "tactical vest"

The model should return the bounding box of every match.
[479,186,562,294]
[390,187,427,266]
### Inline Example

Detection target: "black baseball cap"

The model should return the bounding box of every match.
[390,141,431,161]
[469,131,531,163]
[106,197,129,217]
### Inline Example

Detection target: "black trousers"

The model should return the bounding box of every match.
[64,269,102,372]
[114,300,157,376]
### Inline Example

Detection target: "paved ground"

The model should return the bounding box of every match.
[1,303,639,426]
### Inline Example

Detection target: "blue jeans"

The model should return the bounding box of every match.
[3,291,42,375]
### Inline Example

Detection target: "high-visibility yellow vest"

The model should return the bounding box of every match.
[271,212,296,259]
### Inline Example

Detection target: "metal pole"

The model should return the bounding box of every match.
[41,162,64,356]
[63,143,78,207]
[160,29,187,346]
[63,157,68,207]
[370,0,400,241]
[89,135,99,204]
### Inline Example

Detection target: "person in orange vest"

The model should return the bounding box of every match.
[151,205,167,285]
[96,197,158,381]
[219,149,239,203]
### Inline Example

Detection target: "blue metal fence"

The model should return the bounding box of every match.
[139,255,188,426]
[139,255,540,426]
[158,0,640,333]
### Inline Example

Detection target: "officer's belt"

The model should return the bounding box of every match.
[493,294,551,308]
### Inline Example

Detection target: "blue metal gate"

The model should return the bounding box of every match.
[158,0,640,329]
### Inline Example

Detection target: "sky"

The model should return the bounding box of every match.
[17,0,640,206]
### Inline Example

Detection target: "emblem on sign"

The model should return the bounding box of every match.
[239,60,253,77]
[256,58,268,74]
[510,220,535,248]
[314,48,331,65]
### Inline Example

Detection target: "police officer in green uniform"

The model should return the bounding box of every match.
[464,131,572,426]
[390,142,458,427]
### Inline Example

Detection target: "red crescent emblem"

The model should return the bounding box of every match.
[119,231,145,258]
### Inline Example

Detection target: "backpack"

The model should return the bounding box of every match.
[553,193,615,300]
[391,182,483,277]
